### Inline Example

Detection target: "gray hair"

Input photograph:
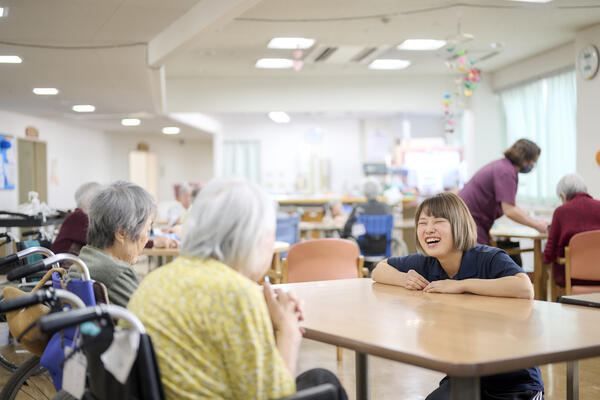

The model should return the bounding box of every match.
[181,178,276,277]
[75,182,102,212]
[177,183,192,198]
[556,173,587,200]
[87,181,156,249]
[363,178,381,201]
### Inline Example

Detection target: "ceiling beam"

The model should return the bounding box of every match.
[148,0,261,68]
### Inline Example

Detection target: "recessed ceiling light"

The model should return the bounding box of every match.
[506,0,552,2]
[72,105,95,113]
[33,88,59,95]
[267,37,315,50]
[368,59,411,70]
[121,118,141,127]
[0,7,6,17]
[0,55,22,64]
[397,39,446,51]
[268,111,291,124]
[255,58,294,69]
[162,126,181,135]
[490,42,504,49]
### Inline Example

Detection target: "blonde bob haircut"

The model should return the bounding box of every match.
[414,192,477,254]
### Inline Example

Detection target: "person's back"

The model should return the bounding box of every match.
[128,256,295,399]
[543,192,600,286]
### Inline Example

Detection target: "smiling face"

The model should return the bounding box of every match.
[416,212,455,258]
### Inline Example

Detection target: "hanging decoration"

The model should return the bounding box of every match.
[293,49,304,72]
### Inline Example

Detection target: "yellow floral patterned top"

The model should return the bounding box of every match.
[128,256,295,399]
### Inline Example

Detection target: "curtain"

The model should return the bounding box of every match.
[222,141,261,183]
[500,70,576,203]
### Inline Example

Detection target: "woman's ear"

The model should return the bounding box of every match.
[114,228,127,245]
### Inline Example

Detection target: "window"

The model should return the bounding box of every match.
[500,70,576,203]
[222,141,261,183]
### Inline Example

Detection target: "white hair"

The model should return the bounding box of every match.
[556,173,587,200]
[75,182,102,212]
[180,178,276,278]
[363,178,381,201]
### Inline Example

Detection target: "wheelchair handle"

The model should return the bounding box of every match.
[0,246,56,268]
[6,260,46,281]
[38,304,146,335]
[6,253,90,281]
[0,288,86,313]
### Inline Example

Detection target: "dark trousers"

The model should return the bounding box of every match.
[425,377,543,400]
[296,368,348,400]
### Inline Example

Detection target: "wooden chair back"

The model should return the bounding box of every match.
[565,230,600,295]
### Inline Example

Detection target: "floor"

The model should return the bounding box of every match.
[298,338,600,399]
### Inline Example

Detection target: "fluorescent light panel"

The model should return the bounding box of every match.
[162,127,180,135]
[506,0,552,2]
[267,37,315,49]
[0,7,5,17]
[72,105,95,112]
[397,39,446,51]
[33,88,59,95]
[268,111,290,124]
[121,118,141,127]
[368,59,411,70]
[255,58,294,69]
[0,55,22,64]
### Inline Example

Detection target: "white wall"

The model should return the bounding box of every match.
[105,133,214,202]
[0,109,112,211]
[576,24,600,197]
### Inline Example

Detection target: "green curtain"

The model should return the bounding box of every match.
[500,70,576,204]
[223,141,261,183]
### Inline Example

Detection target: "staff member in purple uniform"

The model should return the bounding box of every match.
[459,139,547,245]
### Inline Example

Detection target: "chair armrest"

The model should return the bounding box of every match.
[556,257,566,265]
[279,383,338,400]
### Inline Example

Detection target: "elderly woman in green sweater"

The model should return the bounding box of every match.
[68,180,156,307]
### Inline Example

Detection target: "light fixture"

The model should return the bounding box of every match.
[268,111,291,124]
[255,58,294,69]
[0,7,6,17]
[162,126,180,135]
[368,59,411,70]
[72,105,95,113]
[506,0,552,2]
[267,37,315,50]
[121,118,141,127]
[490,42,504,49]
[33,88,59,95]
[397,39,446,51]
[0,55,22,64]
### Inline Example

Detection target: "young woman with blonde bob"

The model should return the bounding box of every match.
[372,192,544,400]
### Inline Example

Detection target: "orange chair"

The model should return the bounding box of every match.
[281,238,364,361]
[559,230,600,295]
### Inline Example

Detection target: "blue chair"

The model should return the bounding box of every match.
[355,214,394,262]
[276,213,300,257]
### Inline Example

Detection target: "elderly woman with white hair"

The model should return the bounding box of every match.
[128,178,347,400]
[68,181,156,307]
[543,173,600,289]
[52,181,102,255]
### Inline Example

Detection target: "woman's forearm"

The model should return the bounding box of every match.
[372,262,407,286]
[275,326,302,376]
[460,274,534,299]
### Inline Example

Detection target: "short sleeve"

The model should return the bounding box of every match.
[386,254,428,277]
[220,286,295,399]
[493,165,517,205]
[485,250,524,279]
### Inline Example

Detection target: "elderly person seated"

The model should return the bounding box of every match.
[128,178,347,400]
[543,173,600,289]
[342,178,391,238]
[51,182,102,255]
[68,181,156,307]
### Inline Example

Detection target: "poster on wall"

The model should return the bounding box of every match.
[0,135,16,190]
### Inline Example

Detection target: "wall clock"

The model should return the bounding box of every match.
[578,44,599,80]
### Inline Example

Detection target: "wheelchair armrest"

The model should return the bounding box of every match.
[279,383,338,400]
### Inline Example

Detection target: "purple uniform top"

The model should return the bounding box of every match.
[459,157,518,244]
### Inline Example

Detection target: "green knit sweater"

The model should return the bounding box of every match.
[68,245,140,308]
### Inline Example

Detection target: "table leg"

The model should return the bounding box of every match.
[567,360,579,400]
[533,239,547,301]
[355,351,369,400]
[450,377,480,400]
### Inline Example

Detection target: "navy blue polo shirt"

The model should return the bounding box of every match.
[387,245,544,394]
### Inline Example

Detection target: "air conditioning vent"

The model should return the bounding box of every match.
[352,47,377,62]
[314,47,338,62]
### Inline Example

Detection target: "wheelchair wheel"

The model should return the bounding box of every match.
[0,356,55,400]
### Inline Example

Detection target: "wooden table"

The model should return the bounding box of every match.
[278,278,600,400]
[489,226,548,301]
[299,220,344,238]
[559,292,600,308]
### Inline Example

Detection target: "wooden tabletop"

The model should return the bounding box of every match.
[489,226,547,240]
[143,241,290,257]
[278,278,600,377]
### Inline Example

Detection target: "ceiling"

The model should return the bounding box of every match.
[0,0,599,135]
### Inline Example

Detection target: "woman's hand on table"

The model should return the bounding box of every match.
[404,269,430,291]
[423,279,464,294]
[152,235,179,248]
[263,283,304,335]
